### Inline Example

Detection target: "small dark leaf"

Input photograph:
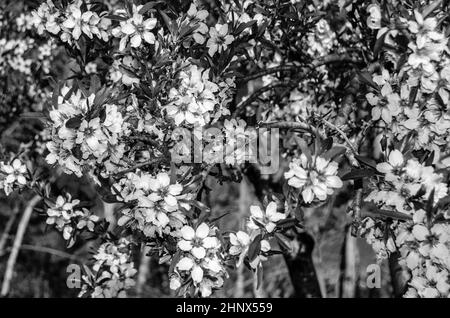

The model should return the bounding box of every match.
[341,168,376,181]
[275,218,299,229]
[322,146,346,160]
[274,233,292,251]
[357,71,379,90]
[373,31,388,58]
[248,234,262,262]
[355,155,377,169]
[21,112,46,119]
[65,115,83,129]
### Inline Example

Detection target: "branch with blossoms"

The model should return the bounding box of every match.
[0,0,448,299]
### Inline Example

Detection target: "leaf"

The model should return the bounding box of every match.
[423,0,443,18]
[371,209,412,221]
[373,30,388,58]
[275,217,299,229]
[51,82,61,108]
[320,137,333,153]
[159,10,176,35]
[210,212,230,223]
[357,71,379,90]
[426,188,435,224]
[294,136,312,162]
[169,251,181,275]
[409,85,419,106]
[234,20,257,35]
[274,233,292,252]
[188,200,211,214]
[322,146,346,160]
[248,234,262,262]
[21,112,45,119]
[354,155,377,169]
[138,1,163,15]
[65,115,83,129]
[424,151,435,166]
[104,14,127,21]
[256,264,263,289]
[90,75,101,94]
[341,168,376,181]
[93,87,106,107]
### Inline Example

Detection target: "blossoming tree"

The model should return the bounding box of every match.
[0,0,449,298]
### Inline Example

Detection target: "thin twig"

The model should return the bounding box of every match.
[19,244,78,261]
[258,121,313,131]
[240,65,301,83]
[136,245,151,296]
[322,119,357,153]
[114,158,164,176]
[0,206,19,256]
[1,195,41,297]
[240,54,361,83]
[233,81,298,117]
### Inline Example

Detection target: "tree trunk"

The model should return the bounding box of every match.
[283,232,322,298]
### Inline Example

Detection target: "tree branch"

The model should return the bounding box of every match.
[1,195,41,297]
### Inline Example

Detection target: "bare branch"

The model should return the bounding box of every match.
[1,195,41,297]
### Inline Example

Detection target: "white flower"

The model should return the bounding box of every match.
[62,6,99,40]
[145,172,183,206]
[165,94,203,126]
[206,24,234,56]
[229,231,250,256]
[247,202,286,233]
[80,239,136,298]
[114,10,157,50]
[187,4,209,44]
[1,159,27,185]
[366,83,401,123]
[0,159,27,195]
[177,223,219,259]
[284,154,343,203]
[76,118,107,156]
[376,149,404,181]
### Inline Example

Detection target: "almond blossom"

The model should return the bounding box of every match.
[206,24,234,56]
[0,159,28,195]
[284,154,343,203]
[247,201,286,233]
[113,7,157,51]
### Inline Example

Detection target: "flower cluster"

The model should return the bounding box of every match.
[46,87,128,177]
[165,63,234,127]
[398,208,450,298]
[366,150,447,214]
[115,171,188,238]
[32,0,111,45]
[284,154,343,203]
[366,9,450,152]
[306,19,336,57]
[227,201,285,271]
[46,194,98,245]
[79,239,137,298]
[358,217,397,261]
[111,4,157,51]
[171,223,227,297]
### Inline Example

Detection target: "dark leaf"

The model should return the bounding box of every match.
[341,168,376,181]
[275,218,299,229]
[248,234,262,262]
[357,71,379,90]
[355,155,377,169]
[322,146,346,160]
[274,233,292,251]
[65,115,83,129]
